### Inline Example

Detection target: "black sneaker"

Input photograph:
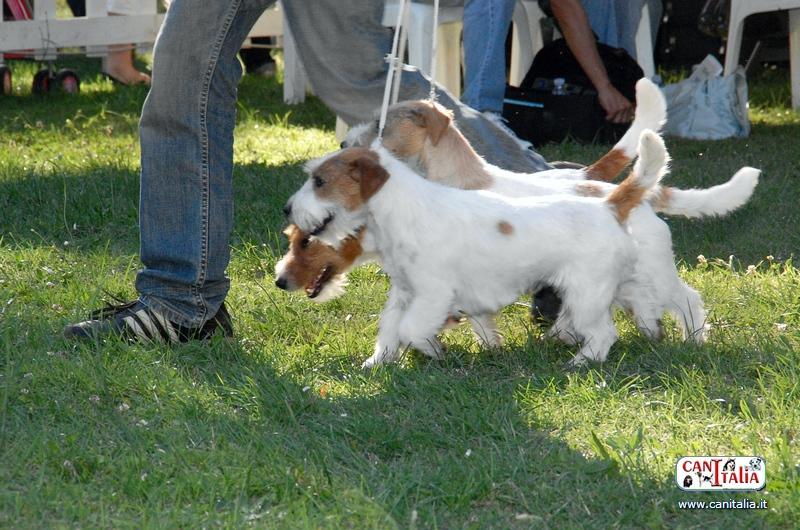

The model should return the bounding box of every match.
[63,298,233,344]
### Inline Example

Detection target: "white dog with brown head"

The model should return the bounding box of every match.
[286,131,670,367]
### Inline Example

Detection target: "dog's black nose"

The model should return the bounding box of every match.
[275,276,288,290]
[282,202,292,217]
[340,141,347,149]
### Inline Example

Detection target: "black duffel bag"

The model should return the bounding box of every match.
[502,38,644,145]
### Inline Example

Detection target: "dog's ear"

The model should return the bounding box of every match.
[408,103,452,146]
[349,156,389,201]
[283,224,298,238]
[423,102,452,146]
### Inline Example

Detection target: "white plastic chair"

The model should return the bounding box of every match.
[724,0,800,109]
[509,1,546,86]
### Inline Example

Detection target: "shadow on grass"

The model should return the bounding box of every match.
[0,160,309,256]
[48,334,770,527]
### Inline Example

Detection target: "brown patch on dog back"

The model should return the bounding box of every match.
[606,169,647,223]
[574,182,605,198]
[497,221,514,235]
[312,148,388,208]
[584,148,630,182]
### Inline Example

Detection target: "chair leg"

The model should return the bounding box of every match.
[724,3,754,75]
[790,9,800,109]
[510,1,532,86]
[335,116,349,142]
[435,21,463,97]
[635,2,655,78]
[510,0,546,86]
[282,14,307,104]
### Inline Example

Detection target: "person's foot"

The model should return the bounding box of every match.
[102,49,151,86]
[63,299,233,344]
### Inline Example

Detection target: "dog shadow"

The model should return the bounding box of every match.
[131,333,777,527]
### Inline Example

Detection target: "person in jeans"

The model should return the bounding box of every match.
[461,0,517,115]
[64,0,551,343]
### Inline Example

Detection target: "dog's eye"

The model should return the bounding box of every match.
[301,237,310,249]
[313,176,324,188]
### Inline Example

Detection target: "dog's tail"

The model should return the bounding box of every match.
[584,78,667,182]
[606,129,668,223]
[647,167,760,218]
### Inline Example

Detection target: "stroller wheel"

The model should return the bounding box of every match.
[32,68,51,95]
[0,66,11,96]
[54,69,80,94]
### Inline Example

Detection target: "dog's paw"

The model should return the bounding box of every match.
[361,351,395,369]
[565,353,593,370]
[361,354,382,369]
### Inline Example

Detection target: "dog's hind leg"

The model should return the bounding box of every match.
[559,282,619,365]
[468,314,502,348]
[569,315,618,366]
[670,282,708,344]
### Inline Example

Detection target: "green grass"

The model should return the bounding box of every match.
[1,57,799,528]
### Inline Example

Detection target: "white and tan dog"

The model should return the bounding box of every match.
[344,79,757,218]
[282,86,761,343]
[336,80,759,340]
[286,131,669,367]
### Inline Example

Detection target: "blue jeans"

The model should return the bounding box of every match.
[462,0,516,113]
[581,0,662,60]
[136,0,551,327]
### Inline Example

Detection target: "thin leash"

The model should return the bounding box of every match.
[377,0,408,140]
[378,0,440,140]
[427,0,439,103]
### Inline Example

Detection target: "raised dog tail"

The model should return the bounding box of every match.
[606,129,668,223]
[647,167,760,218]
[584,78,667,182]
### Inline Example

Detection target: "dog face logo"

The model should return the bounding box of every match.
[677,456,766,491]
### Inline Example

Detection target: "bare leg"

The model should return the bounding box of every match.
[102,13,151,85]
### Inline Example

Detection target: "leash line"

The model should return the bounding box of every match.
[428,0,439,103]
[378,0,408,140]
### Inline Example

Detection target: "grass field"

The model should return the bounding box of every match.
[1,57,798,528]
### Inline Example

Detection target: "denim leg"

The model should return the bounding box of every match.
[461,0,516,113]
[281,0,551,172]
[136,0,274,327]
[582,0,662,60]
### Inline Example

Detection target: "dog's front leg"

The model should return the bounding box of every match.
[396,297,451,361]
[362,285,411,368]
